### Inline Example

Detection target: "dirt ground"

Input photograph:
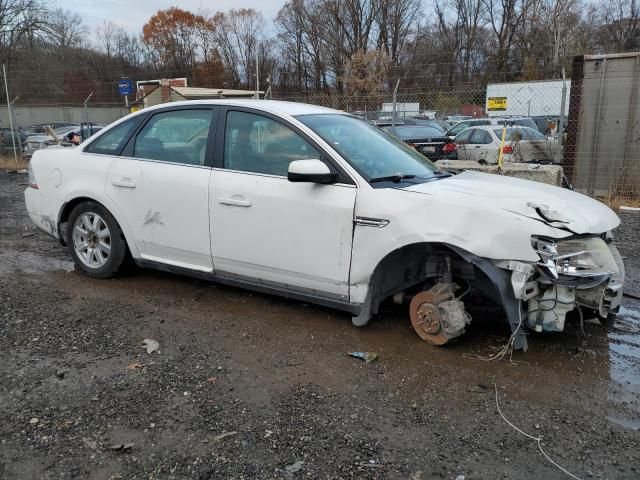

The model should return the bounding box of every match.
[1,171,639,480]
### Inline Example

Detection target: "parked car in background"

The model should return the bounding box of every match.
[23,125,81,157]
[383,125,454,160]
[530,115,568,137]
[0,128,25,153]
[451,125,556,164]
[445,116,539,139]
[21,123,79,136]
[402,117,448,133]
[443,115,472,124]
[23,124,104,158]
[370,118,404,127]
[24,100,624,351]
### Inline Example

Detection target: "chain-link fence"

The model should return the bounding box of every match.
[274,54,640,203]
[2,53,639,203]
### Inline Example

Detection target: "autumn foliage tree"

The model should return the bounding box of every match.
[142,7,233,87]
[143,7,205,72]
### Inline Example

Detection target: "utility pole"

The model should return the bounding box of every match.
[3,64,18,169]
[84,91,94,123]
[255,47,260,100]
[557,68,567,163]
[10,95,22,155]
[391,79,400,136]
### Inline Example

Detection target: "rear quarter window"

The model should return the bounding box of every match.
[84,117,143,156]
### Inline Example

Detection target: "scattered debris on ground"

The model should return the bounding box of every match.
[348,351,379,363]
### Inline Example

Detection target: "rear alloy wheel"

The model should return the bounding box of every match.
[73,212,111,268]
[67,202,127,278]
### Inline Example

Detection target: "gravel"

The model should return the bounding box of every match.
[1,171,639,479]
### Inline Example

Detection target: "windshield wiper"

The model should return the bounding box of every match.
[369,174,416,183]
[430,171,453,178]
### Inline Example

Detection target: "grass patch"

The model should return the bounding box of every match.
[602,196,640,211]
[0,155,29,171]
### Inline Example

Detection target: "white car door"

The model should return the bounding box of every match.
[105,107,215,272]
[209,109,356,300]
[463,129,493,164]
[453,128,474,160]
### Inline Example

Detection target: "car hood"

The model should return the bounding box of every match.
[404,170,619,235]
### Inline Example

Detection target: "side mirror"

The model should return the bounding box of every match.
[288,159,337,184]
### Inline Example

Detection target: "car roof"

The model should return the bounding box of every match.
[139,99,341,117]
[459,125,540,136]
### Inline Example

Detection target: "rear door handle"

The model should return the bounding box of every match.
[474,145,481,149]
[111,177,136,188]
[218,195,251,207]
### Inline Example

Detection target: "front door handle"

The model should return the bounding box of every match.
[111,177,136,188]
[218,195,251,207]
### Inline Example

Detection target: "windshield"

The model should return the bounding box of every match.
[297,114,440,182]
[447,121,471,136]
[384,126,444,139]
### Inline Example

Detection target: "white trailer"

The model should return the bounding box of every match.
[382,102,420,117]
[486,80,571,117]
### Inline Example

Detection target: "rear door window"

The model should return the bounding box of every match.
[522,128,546,141]
[469,129,493,144]
[455,128,474,144]
[133,109,213,166]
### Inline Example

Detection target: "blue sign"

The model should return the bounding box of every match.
[118,79,134,96]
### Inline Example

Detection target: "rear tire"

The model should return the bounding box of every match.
[66,201,127,278]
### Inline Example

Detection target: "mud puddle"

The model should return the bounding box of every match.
[0,251,74,275]
[607,299,640,430]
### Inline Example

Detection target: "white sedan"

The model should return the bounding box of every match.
[453,125,557,164]
[25,100,624,350]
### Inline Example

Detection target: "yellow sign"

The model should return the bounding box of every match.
[487,97,507,111]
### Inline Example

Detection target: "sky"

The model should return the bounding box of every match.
[62,0,287,34]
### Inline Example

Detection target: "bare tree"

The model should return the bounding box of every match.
[483,0,534,76]
[276,0,329,91]
[96,21,117,58]
[47,8,87,50]
[0,0,48,62]
[214,9,265,87]
[596,0,639,51]
[376,0,421,62]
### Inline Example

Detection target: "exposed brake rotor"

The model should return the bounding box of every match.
[409,285,452,345]
[409,283,471,346]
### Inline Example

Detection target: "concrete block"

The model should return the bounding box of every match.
[435,160,563,187]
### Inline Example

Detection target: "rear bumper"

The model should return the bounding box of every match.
[24,187,61,239]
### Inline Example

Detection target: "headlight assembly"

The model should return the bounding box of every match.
[532,236,619,285]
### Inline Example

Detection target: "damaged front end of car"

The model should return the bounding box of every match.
[351,171,625,352]
[524,234,624,331]
[480,233,624,351]
[399,235,625,352]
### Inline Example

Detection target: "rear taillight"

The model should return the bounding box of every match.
[442,143,457,153]
[500,145,513,154]
[28,164,38,189]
